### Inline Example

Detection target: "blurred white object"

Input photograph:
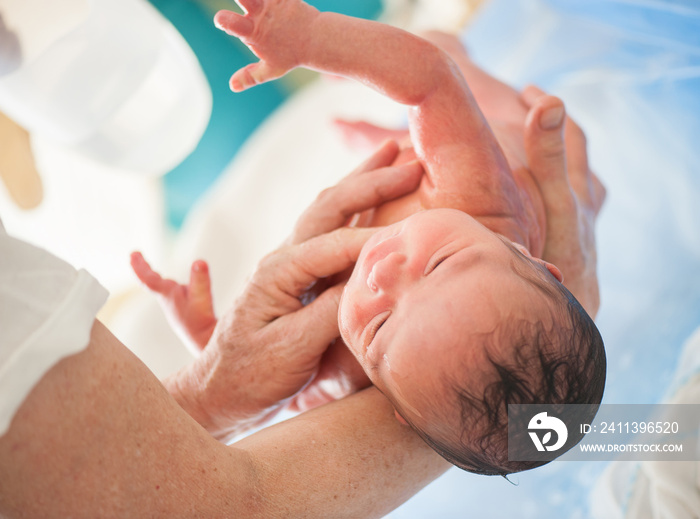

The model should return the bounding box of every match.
[381,0,482,33]
[0,0,211,175]
[590,327,700,519]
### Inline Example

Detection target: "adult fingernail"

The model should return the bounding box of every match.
[540,106,564,130]
[404,159,422,170]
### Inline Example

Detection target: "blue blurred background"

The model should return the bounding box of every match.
[147,0,383,228]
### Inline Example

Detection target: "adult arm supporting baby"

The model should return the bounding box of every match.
[131,142,424,435]
[0,320,446,518]
[0,143,448,517]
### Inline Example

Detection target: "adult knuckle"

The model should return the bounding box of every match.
[543,136,566,158]
[315,186,337,206]
[370,179,389,201]
[332,226,354,244]
[258,249,279,268]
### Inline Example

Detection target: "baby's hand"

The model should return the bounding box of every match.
[214,0,318,92]
[130,252,217,355]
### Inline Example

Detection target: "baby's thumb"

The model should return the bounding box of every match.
[230,61,282,92]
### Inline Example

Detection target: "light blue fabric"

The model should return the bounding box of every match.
[388,1,700,517]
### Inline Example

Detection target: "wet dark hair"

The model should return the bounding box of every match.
[396,251,606,476]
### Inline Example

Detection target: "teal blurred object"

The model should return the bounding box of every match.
[147,0,383,229]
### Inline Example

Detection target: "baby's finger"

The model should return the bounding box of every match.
[130,252,167,294]
[235,0,262,15]
[214,10,253,38]
[229,62,270,92]
[189,260,215,311]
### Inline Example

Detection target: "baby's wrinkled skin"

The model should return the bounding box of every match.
[212,0,566,426]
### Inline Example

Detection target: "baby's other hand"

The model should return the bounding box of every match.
[214,0,318,92]
[130,252,217,355]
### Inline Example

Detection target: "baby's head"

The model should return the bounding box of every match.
[338,208,606,475]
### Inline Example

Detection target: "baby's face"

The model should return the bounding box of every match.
[338,208,561,430]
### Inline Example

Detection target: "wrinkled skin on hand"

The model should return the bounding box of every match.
[138,142,425,435]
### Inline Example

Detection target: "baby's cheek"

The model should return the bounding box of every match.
[337,300,352,341]
[338,295,365,349]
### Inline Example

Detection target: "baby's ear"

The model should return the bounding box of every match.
[540,260,563,283]
[512,243,565,283]
[394,409,409,426]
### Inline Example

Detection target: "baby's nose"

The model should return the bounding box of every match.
[367,252,407,292]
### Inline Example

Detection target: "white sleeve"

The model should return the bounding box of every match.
[0,226,108,435]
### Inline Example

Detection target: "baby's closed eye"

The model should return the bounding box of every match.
[425,251,454,275]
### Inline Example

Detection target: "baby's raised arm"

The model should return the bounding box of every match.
[215,0,517,219]
[216,0,465,105]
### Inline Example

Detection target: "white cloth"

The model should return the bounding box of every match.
[590,326,700,519]
[0,220,108,435]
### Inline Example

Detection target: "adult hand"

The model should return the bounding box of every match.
[285,140,424,412]
[521,85,606,317]
[166,141,423,441]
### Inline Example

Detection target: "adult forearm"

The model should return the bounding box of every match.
[237,388,449,518]
[0,321,256,517]
[0,320,447,518]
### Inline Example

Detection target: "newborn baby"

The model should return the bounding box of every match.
[135,0,606,476]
